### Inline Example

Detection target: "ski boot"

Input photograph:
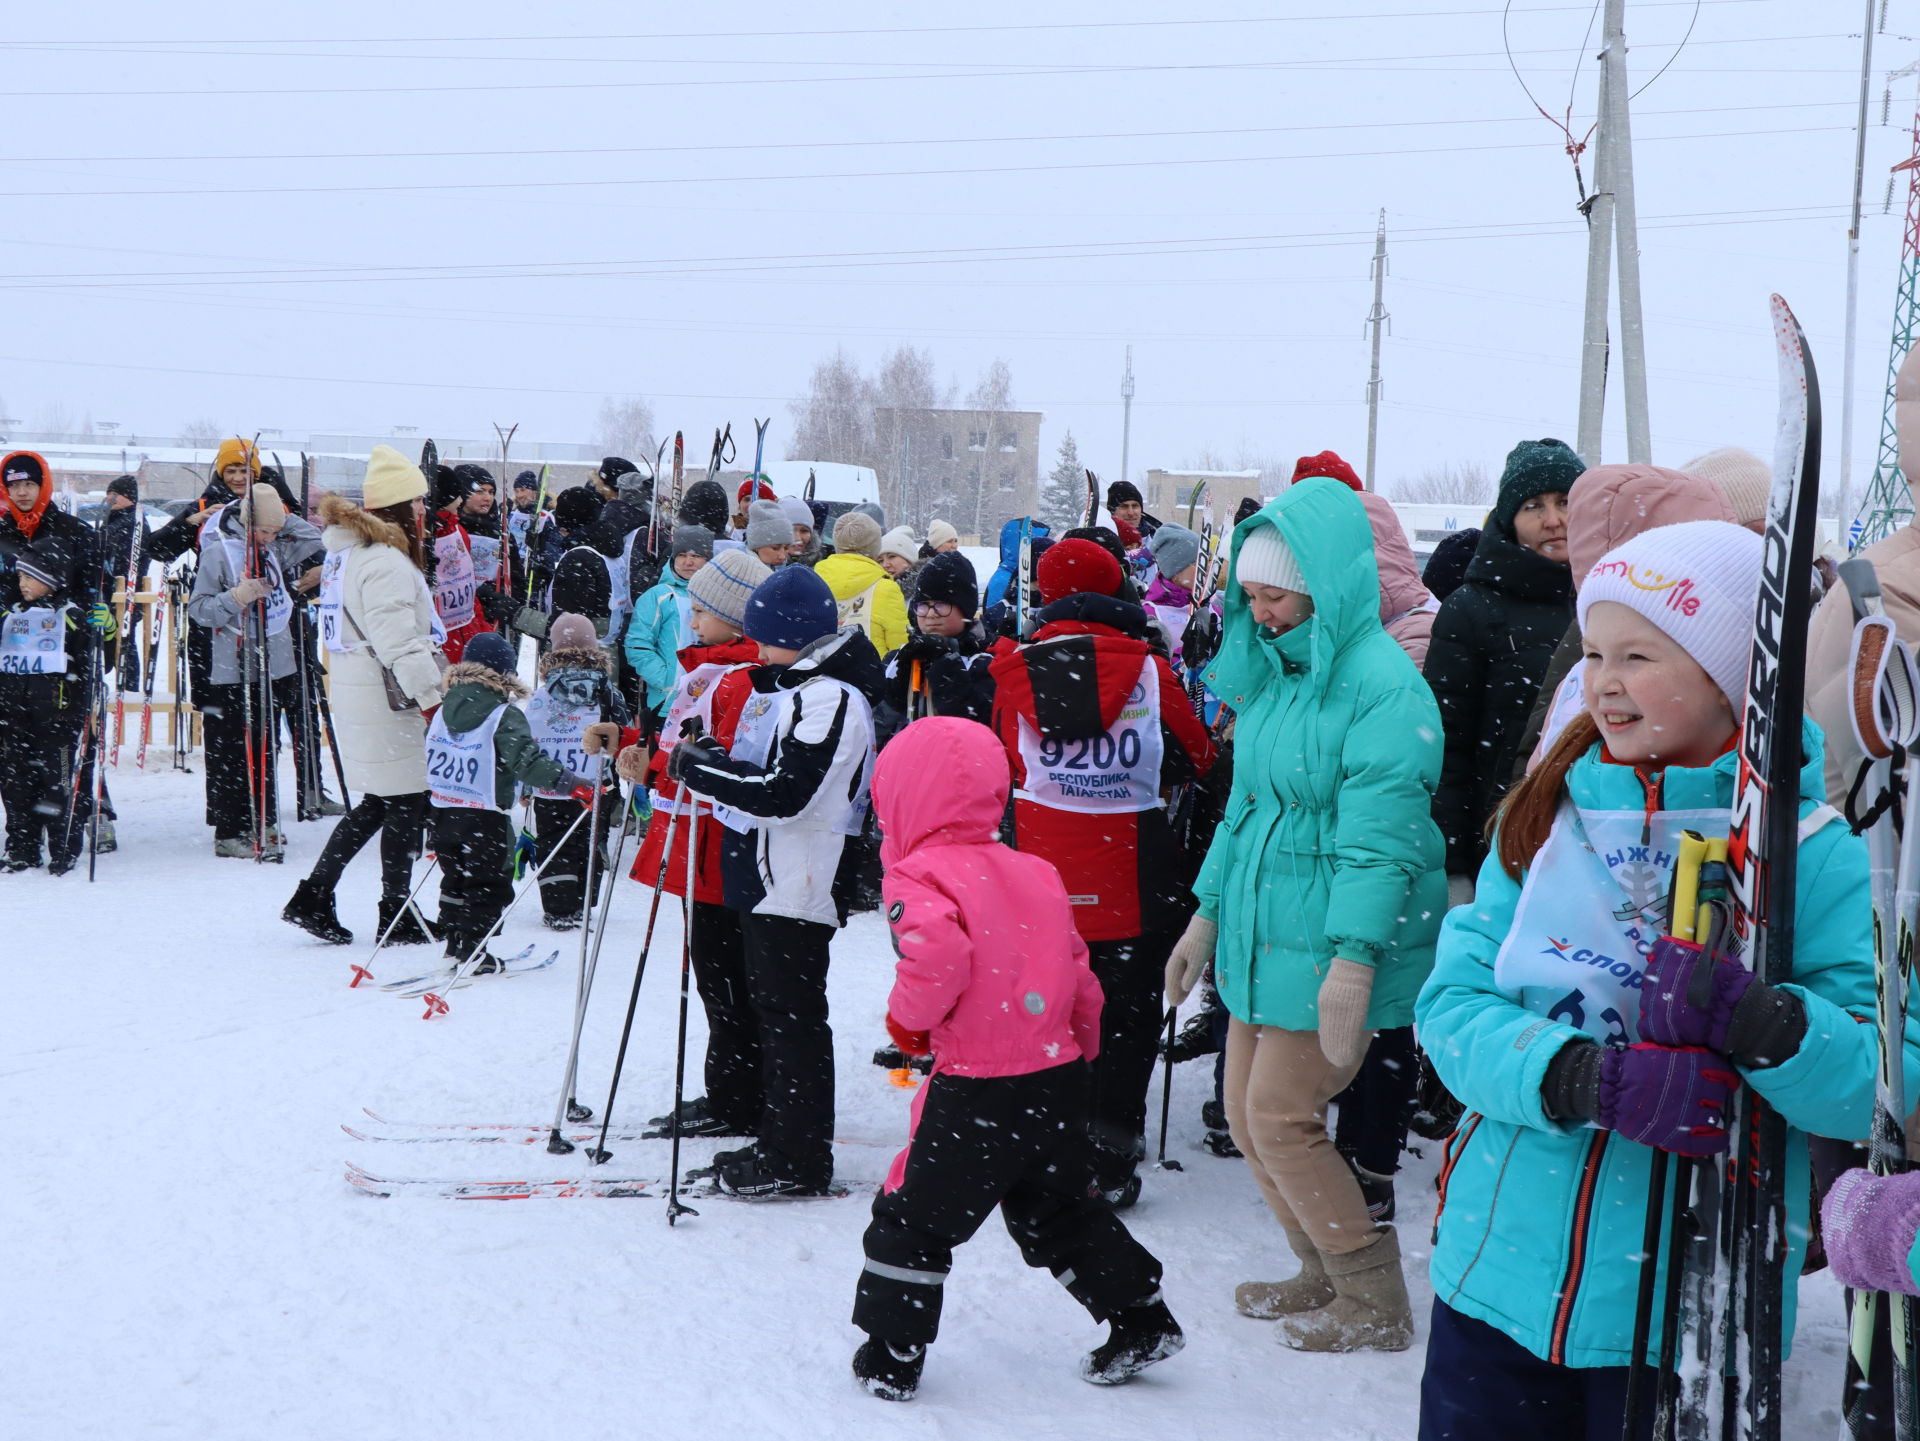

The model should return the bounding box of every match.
[645,1096,754,1139]
[378,896,434,947]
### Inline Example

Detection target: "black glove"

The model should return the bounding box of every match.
[665,736,729,784]
[479,583,521,627]
[1182,608,1221,670]
[897,632,959,669]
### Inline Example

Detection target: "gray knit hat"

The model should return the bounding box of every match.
[832,511,883,558]
[744,499,793,553]
[670,524,715,561]
[687,547,774,631]
[777,495,813,528]
[1148,523,1201,580]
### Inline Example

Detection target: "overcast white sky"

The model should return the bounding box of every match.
[0,0,1903,497]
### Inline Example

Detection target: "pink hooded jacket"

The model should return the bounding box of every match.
[1358,492,1438,670]
[873,716,1104,1080]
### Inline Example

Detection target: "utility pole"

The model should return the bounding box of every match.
[1575,50,1616,465]
[1576,0,1651,464]
[1363,209,1389,489]
[1602,1,1650,462]
[1119,346,1135,494]
[1841,0,1880,544]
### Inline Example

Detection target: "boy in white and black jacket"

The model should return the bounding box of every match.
[667,565,883,1198]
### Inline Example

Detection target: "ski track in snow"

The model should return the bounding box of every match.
[4,761,1855,1439]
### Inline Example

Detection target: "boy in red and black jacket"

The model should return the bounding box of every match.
[988,537,1215,1206]
[599,548,774,1141]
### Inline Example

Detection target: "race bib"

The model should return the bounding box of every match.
[469,534,502,586]
[524,688,595,800]
[433,531,476,628]
[426,704,505,810]
[1014,657,1164,814]
[1493,802,1728,1046]
[0,605,70,676]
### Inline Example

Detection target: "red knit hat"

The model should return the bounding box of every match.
[1036,537,1123,603]
[1292,450,1363,491]
[736,476,778,504]
[1115,517,1142,548]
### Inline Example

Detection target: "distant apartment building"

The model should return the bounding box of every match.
[1142,468,1265,530]
[874,406,1043,540]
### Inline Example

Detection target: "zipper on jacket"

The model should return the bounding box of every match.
[1430,1112,1483,1244]
[1548,1131,1609,1365]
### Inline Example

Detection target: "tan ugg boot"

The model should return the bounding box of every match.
[1276,1226,1414,1353]
[1234,1228,1335,1319]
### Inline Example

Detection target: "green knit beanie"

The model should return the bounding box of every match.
[1492,438,1586,530]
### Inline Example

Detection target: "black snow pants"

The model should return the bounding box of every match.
[691,900,763,1131]
[854,1060,1164,1349]
[1085,925,1181,1191]
[740,910,836,1189]
[1334,1024,1421,1177]
[0,673,90,866]
[532,793,611,923]
[430,806,515,956]
[199,673,302,841]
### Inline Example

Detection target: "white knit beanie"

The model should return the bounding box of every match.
[1234,525,1309,595]
[1680,447,1771,530]
[926,519,960,550]
[1576,519,1761,705]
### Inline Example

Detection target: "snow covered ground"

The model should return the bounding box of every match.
[6,753,1861,1440]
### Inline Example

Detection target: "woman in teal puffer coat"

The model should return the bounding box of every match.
[1164,477,1446,1354]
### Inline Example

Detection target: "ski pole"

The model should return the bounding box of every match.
[423,805,594,1013]
[349,854,442,987]
[559,787,642,1114]
[1154,1007,1183,1172]
[666,782,702,1225]
[585,792,690,1165]
[547,762,614,1151]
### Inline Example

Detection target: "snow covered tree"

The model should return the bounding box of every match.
[180,417,223,447]
[787,348,874,466]
[592,396,656,464]
[1041,431,1085,529]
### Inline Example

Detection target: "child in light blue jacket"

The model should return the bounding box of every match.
[623,525,710,723]
[1414,520,1920,1438]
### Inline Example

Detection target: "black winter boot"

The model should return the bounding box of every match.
[852,1338,924,1401]
[283,879,353,945]
[1080,1298,1185,1385]
[378,896,433,947]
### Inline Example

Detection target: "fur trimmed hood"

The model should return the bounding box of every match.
[537,643,611,682]
[442,659,531,701]
[319,492,410,553]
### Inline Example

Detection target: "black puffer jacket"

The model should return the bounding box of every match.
[1424,524,1573,876]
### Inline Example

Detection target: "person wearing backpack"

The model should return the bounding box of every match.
[814,511,907,657]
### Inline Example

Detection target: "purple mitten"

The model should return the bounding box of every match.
[1823,1169,1920,1298]
[1638,936,1755,1051]
[1597,1043,1737,1157]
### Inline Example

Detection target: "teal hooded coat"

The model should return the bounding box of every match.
[1195,478,1447,1031]
[1416,723,1920,1367]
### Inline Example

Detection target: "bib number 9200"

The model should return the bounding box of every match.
[1037,728,1142,771]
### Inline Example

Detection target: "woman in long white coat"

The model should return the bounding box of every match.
[282,446,447,946]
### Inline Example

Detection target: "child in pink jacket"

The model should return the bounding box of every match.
[850,716,1183,1402]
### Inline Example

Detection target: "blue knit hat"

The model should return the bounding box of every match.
[744,565,841,651]
[463,631,518,677]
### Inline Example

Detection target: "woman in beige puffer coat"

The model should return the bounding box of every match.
[282,446,448,947]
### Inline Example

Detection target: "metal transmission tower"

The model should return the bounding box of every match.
[1363,210,1389,489]
[1859,58,1920,546]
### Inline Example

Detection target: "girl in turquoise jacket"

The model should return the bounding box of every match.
[1164,477,1446,1355]
[1415,519,1920,1438]
[624,526,710,722]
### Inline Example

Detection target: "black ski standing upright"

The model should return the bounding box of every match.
[1084,468,1099,528]
[1717,294,1822,1441]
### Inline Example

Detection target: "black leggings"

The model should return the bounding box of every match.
[306,790,427,902]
